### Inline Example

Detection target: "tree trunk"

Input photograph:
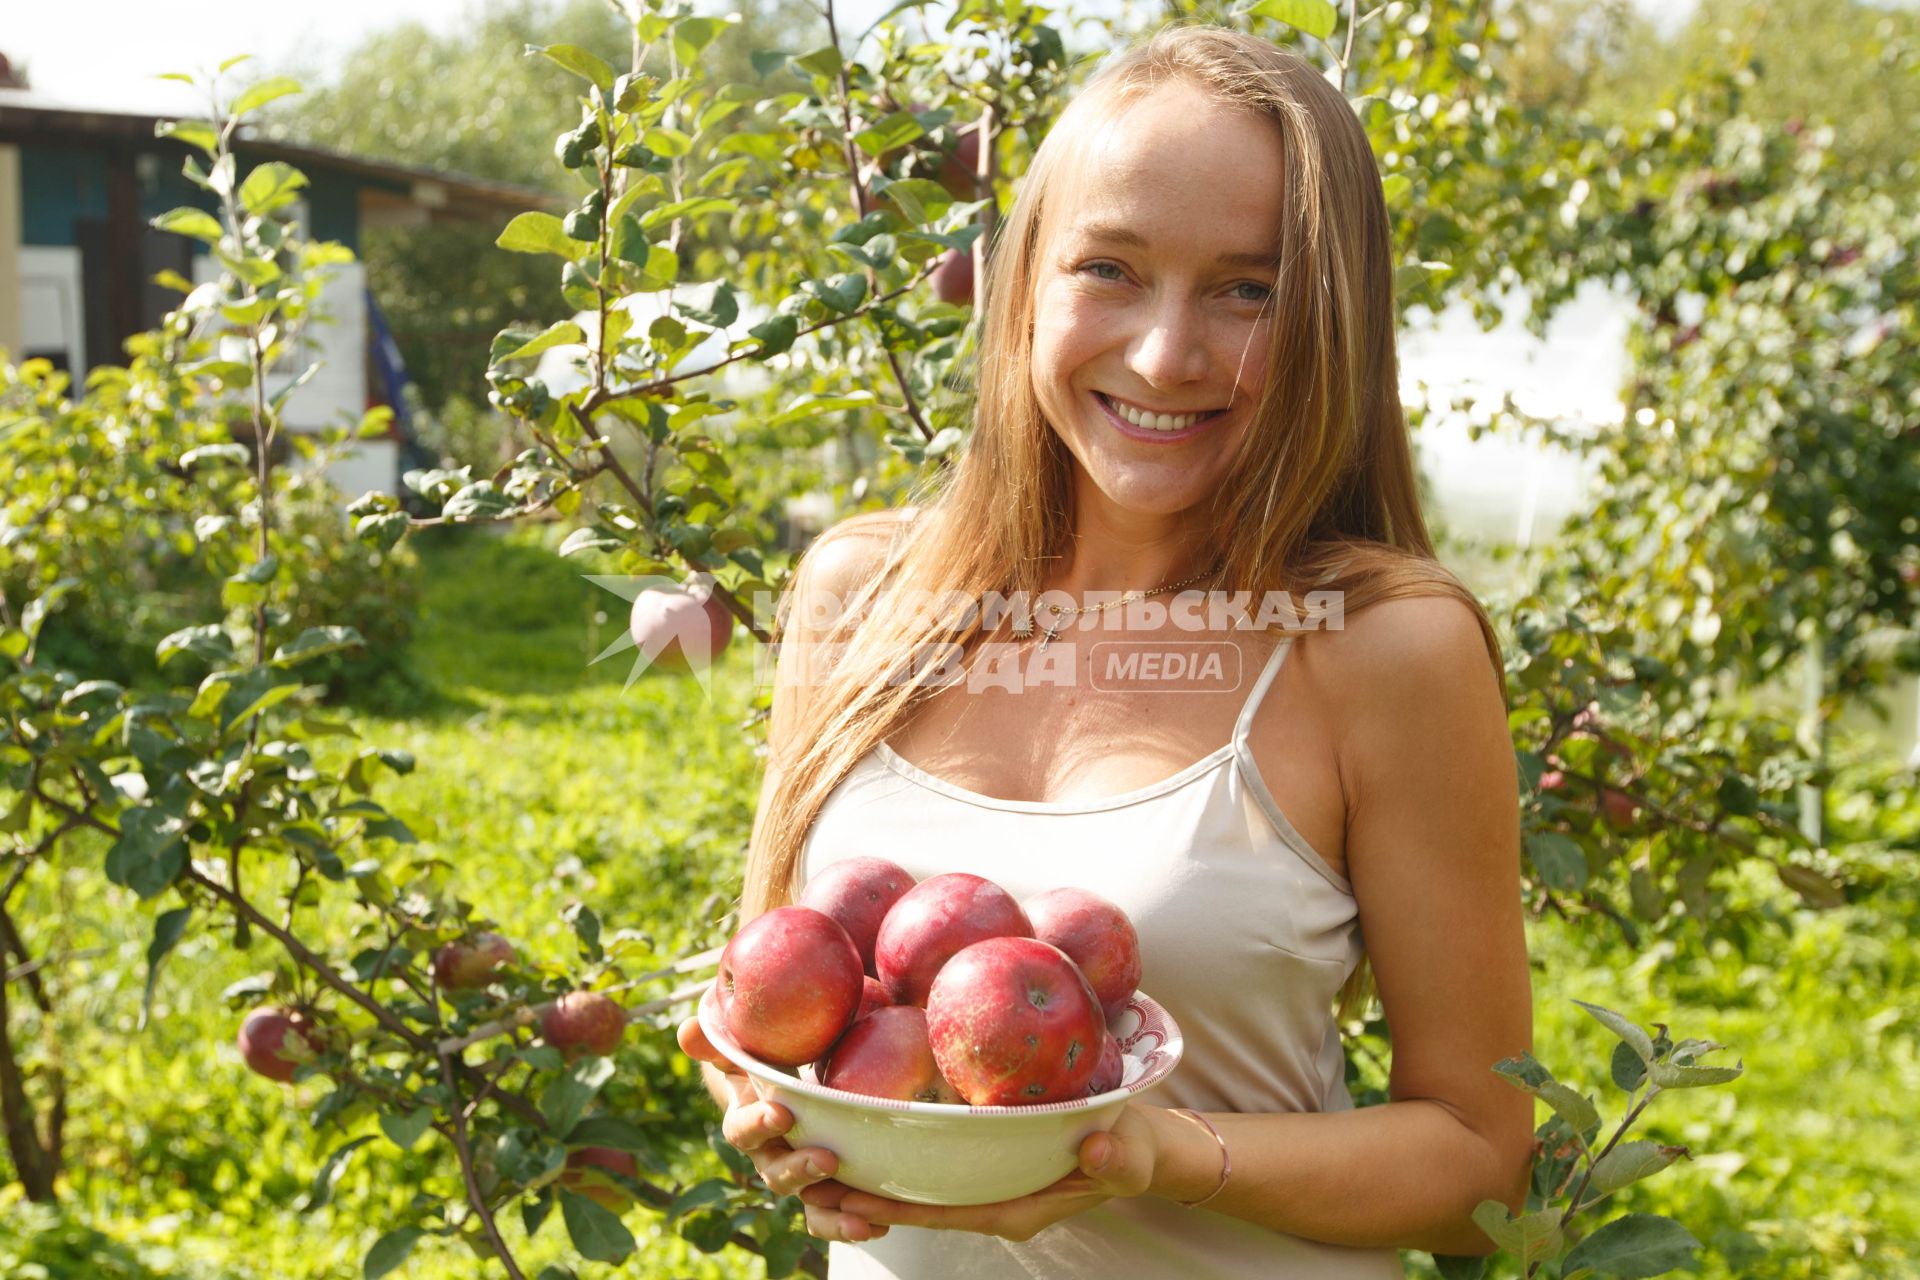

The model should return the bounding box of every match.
[0,905,61,1201]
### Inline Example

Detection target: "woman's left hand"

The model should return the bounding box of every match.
[813,1104,1162,1243]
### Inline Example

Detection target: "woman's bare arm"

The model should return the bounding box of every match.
[1147,593,1533,1255]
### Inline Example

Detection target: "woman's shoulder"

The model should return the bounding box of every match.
[780,507,920,638]
[794,507,917,593]
[1306,593,1499,710]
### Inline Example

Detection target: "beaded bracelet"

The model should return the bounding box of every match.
[1168,1108,1231,1209]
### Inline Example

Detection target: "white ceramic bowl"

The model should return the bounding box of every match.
[696,981,1184,1205]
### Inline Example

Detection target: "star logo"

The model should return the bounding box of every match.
[582,572,732,701]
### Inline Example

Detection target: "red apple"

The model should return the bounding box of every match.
[1601,788,1639,829]
[938,122,982,197]
[874,872,1033,1008]
[237,1006,319,1083]
[542,990,627,1059]
[857,976,891,1021]
[820,1005,963,1103]
[629,580,733,675]
[799,857,916,975]
[719,906,864,1067]
[560,1146,638,1212]
[433,931,515,990]
[1024,887,1142,1023]
[926,936,1103,1105]
[1085,1031,1124,1097]
[930,249,974,306]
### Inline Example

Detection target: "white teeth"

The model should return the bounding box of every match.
[1102,394,1213,432]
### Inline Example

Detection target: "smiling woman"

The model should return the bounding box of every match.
[679,20,1533,1280]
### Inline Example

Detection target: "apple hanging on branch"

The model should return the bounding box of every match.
[628,578,735,675]
[237,1006,321,1084]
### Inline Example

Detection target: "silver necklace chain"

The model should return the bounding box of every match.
[1010,560,1225,650]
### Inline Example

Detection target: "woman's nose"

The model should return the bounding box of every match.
[1126,301,1212,389]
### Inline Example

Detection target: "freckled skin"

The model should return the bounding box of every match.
[875,873,1034,1007]
[719,906,864,1067]
[925,937,1104,1105]
[799,856,917,976]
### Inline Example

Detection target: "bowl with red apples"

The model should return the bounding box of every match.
[696,860,1184,1206]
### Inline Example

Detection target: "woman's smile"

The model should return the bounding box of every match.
[1092,390,1233,444]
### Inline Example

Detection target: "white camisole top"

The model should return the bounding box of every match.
[799,633,1407,1279]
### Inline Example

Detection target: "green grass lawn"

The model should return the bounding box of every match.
[4,528,1915,1278]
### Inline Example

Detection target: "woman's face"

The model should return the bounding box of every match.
[1029,78,1287,523]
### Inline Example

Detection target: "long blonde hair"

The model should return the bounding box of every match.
[746,23,1503,1024]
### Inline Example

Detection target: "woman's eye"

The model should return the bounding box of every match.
[1079,261,1126,282]
[1232,282,1273,304]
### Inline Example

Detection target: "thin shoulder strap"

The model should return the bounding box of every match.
[1232,634,1297,744]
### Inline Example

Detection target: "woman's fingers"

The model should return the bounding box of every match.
[755,1144,845,1198]
[721,1096,795,1151]
[676,1016,725,1067]
[798,1179,890,1242]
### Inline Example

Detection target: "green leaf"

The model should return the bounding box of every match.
[155,118,218,155]
[238,162,309,215]
[527,43,614,93]
[379,1106,435,1151]
[1536,1080,1602,1138]
[542,1055,618,1137]
[1470,1200,1564,1265]
[304,1136,375,1212]
[672,16,731,65]
[271,626,366,667]
[1610,1040,1648,1091]
[1715,774,1759,816]
[609,213,651,266]
[791,45,843,80]
[1526,832,1588,891]
[854,110,927,158]
[1381,174,1411,203]
[21,580,77,643]
[496,321,585,361]
[1561,1213,1699,1277]
[559,1190,636,1263]
[497,212,578,257]
[558,527,625,557]
[152,207,224,244]
[804,272,867,315]
[180,442,251,469]
[677,281,739,328]
[749,49,792,78]
[1250,0,1339,39]
[1648,1057,1743,1088]
[640,196,738,233]
[872,176,953,225]
[668,1177,732,1218]
[355,511,409,552]
[1589,1141,1691,1196]
[566,1115,664,1149]
[748,313,798,356]
[233,76,303,116]
[1432,1256,1488,1280]
[139,907,192,1031]
[766,391,878,427]
[363,1226,425,1280]
[105,807,189,899]
[443,481,515,521]
[1574,1000,1655,1065]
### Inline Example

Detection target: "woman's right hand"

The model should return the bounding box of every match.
[676,1016,889,1243]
